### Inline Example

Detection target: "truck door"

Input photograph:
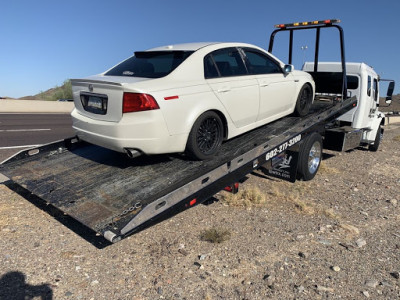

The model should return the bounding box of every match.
[367,75,379,121]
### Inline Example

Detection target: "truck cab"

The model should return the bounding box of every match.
[303,62,395,151]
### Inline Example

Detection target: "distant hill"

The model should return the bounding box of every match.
[18,80,72,101]
[380,93,400,112]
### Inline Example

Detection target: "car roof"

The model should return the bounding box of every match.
[147,42,221,51]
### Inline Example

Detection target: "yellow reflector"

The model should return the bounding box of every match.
[274,19,340,29]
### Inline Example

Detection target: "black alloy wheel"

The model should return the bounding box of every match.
[186,111,223,160]
[294,84,313,117]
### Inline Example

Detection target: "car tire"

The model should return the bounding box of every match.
[368,125,382,152]
[297,132,323,181]
[186,111,223,160]
[294,84,313,117]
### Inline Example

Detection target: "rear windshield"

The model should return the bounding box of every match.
[105,51,194,78]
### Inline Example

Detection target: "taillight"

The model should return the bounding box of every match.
[123,93,159,113]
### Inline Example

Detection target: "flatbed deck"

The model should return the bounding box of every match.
[0,97,356,242]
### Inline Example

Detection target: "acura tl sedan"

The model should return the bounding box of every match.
[71,42,315,160]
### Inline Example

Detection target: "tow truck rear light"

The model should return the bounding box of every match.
[123,93,159,113]
[275,19,340,29]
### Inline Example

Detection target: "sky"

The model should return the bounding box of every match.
[1,0,399,98]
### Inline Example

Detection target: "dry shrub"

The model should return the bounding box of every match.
[221,186,267,208]
[292,198,315,215]
[200,228,231,244]
[318,161,340,174]
[339,223,360,236]
[323,208,341,220]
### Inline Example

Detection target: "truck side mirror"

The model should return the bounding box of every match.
[386,81,395,103]
[283,64,294,74]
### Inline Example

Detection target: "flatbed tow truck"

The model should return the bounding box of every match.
[0,20,394,244]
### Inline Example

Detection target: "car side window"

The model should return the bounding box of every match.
[204,55,219,79]
[242,48,282,75]
[205,48,247,78]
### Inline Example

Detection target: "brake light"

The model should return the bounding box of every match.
[123,93,159,113]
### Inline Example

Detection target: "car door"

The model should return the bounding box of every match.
[241,48,296,123]
[205,48,259,128]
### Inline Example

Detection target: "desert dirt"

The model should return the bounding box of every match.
[1,124,400,299]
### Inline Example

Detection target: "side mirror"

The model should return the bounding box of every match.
[283,64,294,74]
[386,81,395,104]
[387,81,395,99]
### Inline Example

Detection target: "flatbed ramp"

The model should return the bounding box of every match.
[0,97,356,242]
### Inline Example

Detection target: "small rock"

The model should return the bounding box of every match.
[263,274,275,286]
[362,291,370,298]
[157,287,163,295]
[332,266,341,272]
[380,281,392,287]
[389,199,398,206]
[339,242,356,251]
[354,187,359,192]
[356,238,367,248]
[390,271,400,279]
[365,279,379,288]
[199,254,207,261]
[296,285,305,293]
[298,252,307,259]
[178,248,188,256]
[33,242,40,248]
[65,291,73,297]
[317,285,334,293]
[90,280,99,286]
[318,239,332,246]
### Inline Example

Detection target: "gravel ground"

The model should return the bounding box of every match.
[1,124,400,300]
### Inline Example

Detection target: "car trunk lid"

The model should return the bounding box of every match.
[71,76,148,122]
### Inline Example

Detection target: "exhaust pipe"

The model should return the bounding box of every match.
[124,148,142,159]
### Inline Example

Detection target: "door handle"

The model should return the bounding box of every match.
[217,87,231,93]
[260,83,269,87]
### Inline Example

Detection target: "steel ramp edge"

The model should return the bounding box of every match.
[106,97,358,242]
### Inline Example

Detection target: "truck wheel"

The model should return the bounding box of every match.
[294,84,313,117]
[297,132,323,181]
[186,111,223,160]
[368,126,382,152]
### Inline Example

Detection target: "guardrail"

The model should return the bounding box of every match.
[0,100,74,113]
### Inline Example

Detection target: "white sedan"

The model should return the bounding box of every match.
[71,42,315,160]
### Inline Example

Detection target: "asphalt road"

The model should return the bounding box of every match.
[0,113,74,162]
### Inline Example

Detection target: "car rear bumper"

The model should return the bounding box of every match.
[71,109,188,155]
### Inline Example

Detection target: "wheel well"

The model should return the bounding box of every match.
[304,82,314,96]
[210,110,228,140]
